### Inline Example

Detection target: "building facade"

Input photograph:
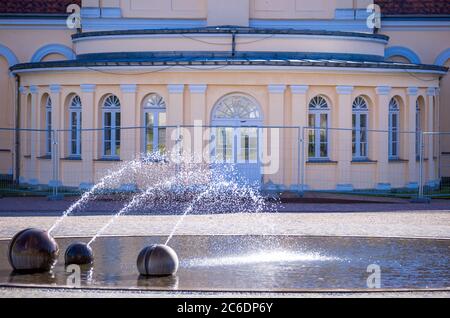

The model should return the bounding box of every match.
[0,0,449,191]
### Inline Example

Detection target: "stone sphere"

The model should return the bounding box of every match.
[137,245,179,276]
[8,228,59,273]
[65,242,94,265]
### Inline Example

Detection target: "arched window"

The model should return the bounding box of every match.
[102,94,121,158]
[69,95,82,157]
[389,97,400,159]
[143,94,167,154]
[352,96,369,159]
[212,94,262,164]
[308,96,329,159]
[44,96,52,156]
[415,99,422,158]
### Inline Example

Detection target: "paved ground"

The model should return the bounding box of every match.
[0,287,449,298]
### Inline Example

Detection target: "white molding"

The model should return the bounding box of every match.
[268,85,286,94]
[427,87,437,96]
[380,19,450,31]
[49,84,61,93]
[0,43,19,66]
[19,86,28,95]
[80,84,96,93]
[81,7,101,19]
[407,87,419,96]
[81,18,206,31]
[335,9,355,20]
[0,18,68,30]
[168,84,185,94]
[31,44,75,63]
[11,65,446,76]
[249,19,372,33]
[120,84,137,93]
[290,85,309,94]
[376,86,392,96]
[101,7,122,18]
[336,85,354,95]
[189,84,207,94]
[29,85,39,94]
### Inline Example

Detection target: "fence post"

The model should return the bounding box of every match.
[49,129,62,200]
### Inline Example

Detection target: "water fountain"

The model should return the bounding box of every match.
[7,152,273,278]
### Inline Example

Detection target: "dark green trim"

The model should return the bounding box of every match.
[72,26,390,42]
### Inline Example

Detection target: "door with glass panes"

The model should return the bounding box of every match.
[211,94,263,187]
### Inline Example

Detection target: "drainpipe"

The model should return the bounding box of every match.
[14,73,20,185]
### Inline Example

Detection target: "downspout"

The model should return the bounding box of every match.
[14,73,20,185]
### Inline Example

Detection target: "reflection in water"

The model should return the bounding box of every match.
[137,275,179,290]
[0,235,449,291]
[183,251,339,268]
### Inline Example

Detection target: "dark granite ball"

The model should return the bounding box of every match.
[137,244,179,276]
[8,228,59,273]
[65,242,94,266]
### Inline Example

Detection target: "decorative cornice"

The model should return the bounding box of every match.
[336,86,354,95]
[168,84,185,94]
[376,86,392,96]
[427,87,437,96]
[290,85,309,95]
[19,86,28,95]
[407,87,419,96]
[120,84,137,93]
[268,85,286,94]
[49,84,61,93]
[29,85,38,94]
[80,84,96,93]
[189,84,207,94]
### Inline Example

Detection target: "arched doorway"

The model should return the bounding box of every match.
[211,93,263,186]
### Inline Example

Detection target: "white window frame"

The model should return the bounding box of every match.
[352,96,369,160]
[143,94,167,154]
[389,98,400,159]
[308,96,330,160]
[211,94,263,164]
[45,96,52,156]
[69,95,82,157]
[102,95,121,158]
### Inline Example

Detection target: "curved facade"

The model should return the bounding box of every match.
[0,0,449,191]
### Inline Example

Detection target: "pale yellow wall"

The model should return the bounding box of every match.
[74,34,386,57]
[0,29,74,63]
[15,68,440,187]
[120,0,207,19]
[41,53,68,62]
[250,0,338,20]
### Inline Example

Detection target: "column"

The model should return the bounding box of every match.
[406,87,419,188]
[120,84,138,161]
[290,85,309,190]
[336,86,354,191]
[18,86,28,183]
[29,85,39,185]
[189,85,207,162]
[267,85,286,188]
[375,86,391,190]
[167,85,185,157]
[427,87,436,184]
[80,84,96,189]
[49,84,62,186]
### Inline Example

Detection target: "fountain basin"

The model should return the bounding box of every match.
[137,245,179,276]
[8,228,59,273]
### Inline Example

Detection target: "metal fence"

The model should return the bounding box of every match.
[0,126,448,200]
